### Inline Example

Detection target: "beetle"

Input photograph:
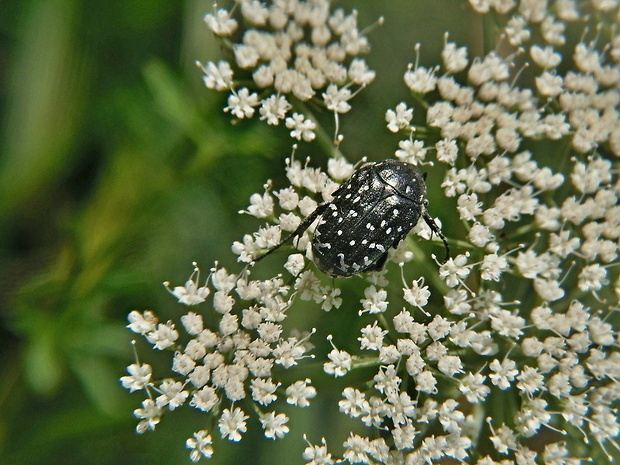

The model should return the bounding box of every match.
[256,159,450,277]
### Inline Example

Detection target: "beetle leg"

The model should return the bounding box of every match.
[422,211,450,263]
[254,203,329,262]
[364,251,389,273]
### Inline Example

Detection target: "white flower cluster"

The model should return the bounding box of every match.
[121,263,317,460]
[302,1,620,464]
[197,0,377,141]
[124,0,620,463]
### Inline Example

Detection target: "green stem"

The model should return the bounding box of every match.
[292,100,343,159]
[405,239,451,296]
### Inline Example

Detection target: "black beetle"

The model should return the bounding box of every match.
[257,159,450,277]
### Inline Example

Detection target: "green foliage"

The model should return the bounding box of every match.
[0,1,275,463]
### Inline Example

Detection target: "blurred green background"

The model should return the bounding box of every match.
[0,1,475,464]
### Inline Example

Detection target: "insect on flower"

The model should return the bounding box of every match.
[257,160,450,277]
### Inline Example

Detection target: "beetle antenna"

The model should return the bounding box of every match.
[422,212,450,263]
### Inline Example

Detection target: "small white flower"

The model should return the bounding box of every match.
[535,71,563,96]
[441,40,468,73]
[324,348,352,377]
[259,95,291,125]
[233,44,260,69]
[439,253,471,288]
[322,84,352,113]
[188,365,210,388]
[404,65,437,93]
[317,286,342,311]
[197,60,233,91]
[224,88,259,119]
[360,285,389,314]
[358,322,388,351]
[240,0,269,25]
[530,45,562,69]
[286,379,316,407]
[578,263,608,292]
[204,8,237,36]
[427,315,452,341]
[285,113,316,141]
[180,312,204,335]
[393,423,419,450]
[260,412,289,439]
[385,102,413,133]
[284,253,306,276]
[127,310,158,335]
[327,157,354,181]
[251,377,279,406]
[516,366,545,396]
[186,430,214,462]
[253,224,282,250]
[133,399,162,434]
[165,276,210,306]
[303,438,334,465]
[120,363,152,392]
[244,192,274,218]
[480,253,508,281]
[435,138,458,165]
[156,379,189,411]
[437,354,464,376]
[489,423,518,454]
[533,278,565,301]
[395,139,427,165]
[172,352,196,376]
[415,370,438,394]
[218,407,248,442]
[146,322,179,350]
[348,58,375,85]
[490,309,525,339]
[403,277,431,308]
[273,338,308,368]
[505,15,531,46]
[189,386,219,412]
[459,372,490,403]
[541,15,566,46]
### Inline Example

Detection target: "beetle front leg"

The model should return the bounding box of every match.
[422,211,450,263]
[254,203,329,263]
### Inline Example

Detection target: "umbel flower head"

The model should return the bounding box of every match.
[197,0,378,141]
[122,0,620,463]
[123,262,318,448]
